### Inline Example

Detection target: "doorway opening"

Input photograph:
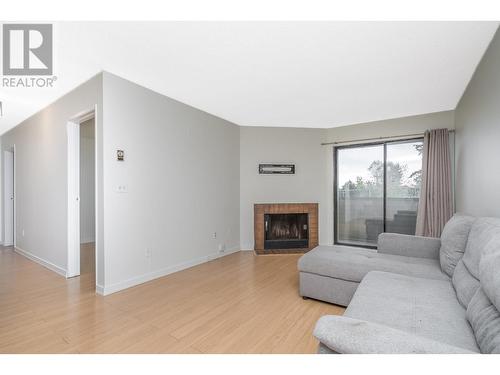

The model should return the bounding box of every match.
[79,117,96,282]
[67,109,96,285]
[3,147,15,247]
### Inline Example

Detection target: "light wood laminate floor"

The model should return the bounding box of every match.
[0,245,344,353]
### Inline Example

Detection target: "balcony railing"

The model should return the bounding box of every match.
[337,190,420,245]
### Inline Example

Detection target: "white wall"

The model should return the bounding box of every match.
[80,118,95,243]
[239,111,455,250]
[0,75,103,277]
[455,27,500,216]
[101,72,240,294]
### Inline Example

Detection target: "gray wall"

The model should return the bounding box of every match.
[455,27,500,216]
[101,72,240,293]
[239,127,329,249]
[326,111,455,240]
[0,71,240,294]
[325,110,455,143]
[239,111,454,250]
[1,59,478,294]
[0,75,103,276]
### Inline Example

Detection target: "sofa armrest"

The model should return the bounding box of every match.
[377,233,441,259]
[313,315,474,354]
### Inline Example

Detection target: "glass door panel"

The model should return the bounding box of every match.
[385,140,423,235]
[336,144,384,247]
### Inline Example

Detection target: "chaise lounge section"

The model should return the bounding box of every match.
[299,215,500,353]
[298,236,447,306]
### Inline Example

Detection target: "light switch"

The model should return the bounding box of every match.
[116,185,128,193]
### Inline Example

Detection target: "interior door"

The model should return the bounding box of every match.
[4,151,14,246]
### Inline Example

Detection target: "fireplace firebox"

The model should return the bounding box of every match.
[254,203,318,254]
[264,213,309,250]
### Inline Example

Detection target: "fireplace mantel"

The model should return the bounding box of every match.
[254,203,318,254]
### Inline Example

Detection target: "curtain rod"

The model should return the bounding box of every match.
[321,129,455,146]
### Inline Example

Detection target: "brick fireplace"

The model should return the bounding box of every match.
[254,203,318,254]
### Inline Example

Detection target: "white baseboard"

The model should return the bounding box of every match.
[80,238,95,244]
[14,246,67,277]
[240,242,254,251]
[206,245,241,261]
[100,246,241,296]
[95,284,105,295]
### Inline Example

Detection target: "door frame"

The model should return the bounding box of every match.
[3,147,16,247]
[67,107,96,278]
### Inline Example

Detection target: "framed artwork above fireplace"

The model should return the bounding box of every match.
[258,163,295,174]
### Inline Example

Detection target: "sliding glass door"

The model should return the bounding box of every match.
[334,139,423,248]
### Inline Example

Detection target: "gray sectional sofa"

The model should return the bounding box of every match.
[297,214,500,353]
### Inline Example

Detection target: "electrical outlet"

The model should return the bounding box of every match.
[218,243,226,253]
[145,248,152,258]
[22,229,25,237]
[212,232,217,239]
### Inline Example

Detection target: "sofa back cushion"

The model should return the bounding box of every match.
[466,288,500,353]
[451,217,500,308]
[439,214,475,277]
[452,260,480,308]
[462,218,500,279]
[479,229,500,314]
[465,224,500,353]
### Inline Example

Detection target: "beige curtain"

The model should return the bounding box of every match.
[415,129,453,237]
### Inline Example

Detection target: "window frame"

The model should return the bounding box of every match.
[333,137,424,249]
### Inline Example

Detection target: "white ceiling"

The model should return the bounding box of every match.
[0,21,498,134]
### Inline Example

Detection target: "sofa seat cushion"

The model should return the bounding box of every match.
[298,245,449,283]
[344,271,479,352]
